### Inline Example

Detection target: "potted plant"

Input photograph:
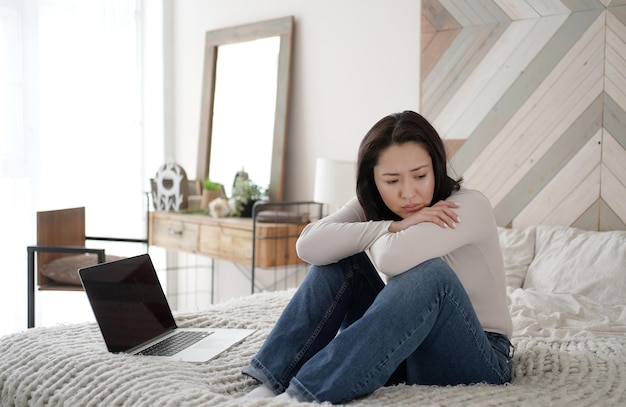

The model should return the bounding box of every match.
[201,179,225,208]
[229,178,267,217]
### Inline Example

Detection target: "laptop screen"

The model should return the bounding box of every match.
[80,254,177,353]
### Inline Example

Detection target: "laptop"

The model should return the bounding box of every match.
[78,253,255,363]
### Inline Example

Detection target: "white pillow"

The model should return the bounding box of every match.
[498,226,536,289]
[523,226,626,305]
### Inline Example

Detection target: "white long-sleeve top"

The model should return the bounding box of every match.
[296,188,512,337]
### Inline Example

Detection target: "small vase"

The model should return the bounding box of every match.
[240,200,257,218]
[201,190,222,208]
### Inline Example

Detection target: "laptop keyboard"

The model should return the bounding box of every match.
[137,331,213,357]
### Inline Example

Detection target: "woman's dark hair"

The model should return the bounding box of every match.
[356,110,462,221]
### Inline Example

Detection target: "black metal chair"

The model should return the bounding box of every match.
[27,207,147,328]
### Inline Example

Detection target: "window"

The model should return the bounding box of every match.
[0,0,161,334]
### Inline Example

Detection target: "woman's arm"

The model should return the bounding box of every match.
[369,189,494,276]
[388,200,460,232]
[296,197,392,265]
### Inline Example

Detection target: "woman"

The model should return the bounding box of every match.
[243,110,513,404]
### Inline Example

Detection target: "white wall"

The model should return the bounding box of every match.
[169,0,422,201]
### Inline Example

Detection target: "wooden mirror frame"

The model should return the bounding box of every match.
[197,16,294,201]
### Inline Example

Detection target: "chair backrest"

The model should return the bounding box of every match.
[36,207,86,286]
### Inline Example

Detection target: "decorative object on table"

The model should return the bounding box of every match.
[229,177,267,217]
[151,162,189,211]
[232,167,249,189]
[187,179,203,210]
[314,158,356,212]
[201,179,226,209]
[208,197,230,218]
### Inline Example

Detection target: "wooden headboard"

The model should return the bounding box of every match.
[422,0,626,231]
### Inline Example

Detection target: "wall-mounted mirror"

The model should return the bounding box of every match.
[197,16,294,201]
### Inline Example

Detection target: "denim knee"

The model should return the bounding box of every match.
[385,258,458,300]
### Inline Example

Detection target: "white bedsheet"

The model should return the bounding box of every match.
[509,287,626,338]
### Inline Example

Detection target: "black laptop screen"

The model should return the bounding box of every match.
[80,254,177,353]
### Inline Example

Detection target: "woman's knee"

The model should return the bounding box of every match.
[308,252,377,279]
[302,253,367,292]
[386,258,458,294]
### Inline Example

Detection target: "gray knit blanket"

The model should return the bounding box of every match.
[1,290,625,406]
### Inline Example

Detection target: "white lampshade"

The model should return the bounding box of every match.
[313,158,356,206]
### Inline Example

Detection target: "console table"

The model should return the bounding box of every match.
[149,212,305,267]
[148,202,322,294]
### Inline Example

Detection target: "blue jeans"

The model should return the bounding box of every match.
[242,253,513,404]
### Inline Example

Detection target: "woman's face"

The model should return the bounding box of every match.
[373,142,435,219]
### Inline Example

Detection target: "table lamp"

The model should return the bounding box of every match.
[313,158,356,212]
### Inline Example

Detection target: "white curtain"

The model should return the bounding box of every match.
[0,0,161,334]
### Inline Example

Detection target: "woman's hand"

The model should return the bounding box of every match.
[388,201,460,232]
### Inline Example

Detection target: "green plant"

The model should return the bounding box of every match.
[230,178,267,216]
[203,179,221,191]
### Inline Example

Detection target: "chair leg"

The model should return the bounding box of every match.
[27,247,35,328]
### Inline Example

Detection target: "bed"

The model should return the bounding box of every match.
[2,225,625,406]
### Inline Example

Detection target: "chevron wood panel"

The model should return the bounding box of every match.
[421,0,626,231]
